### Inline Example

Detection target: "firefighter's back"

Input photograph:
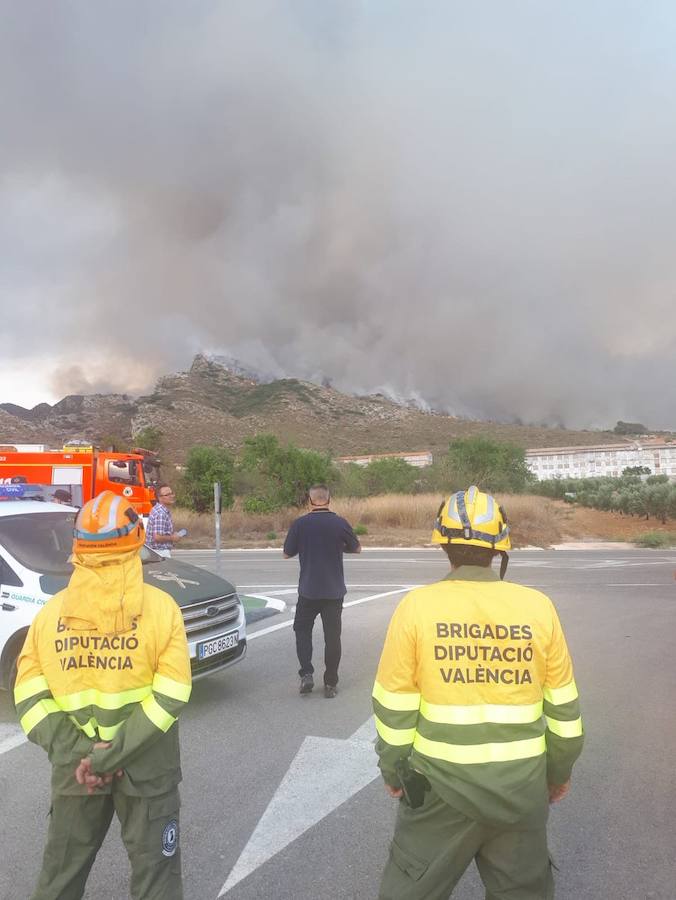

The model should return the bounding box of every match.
[373,488,583,900]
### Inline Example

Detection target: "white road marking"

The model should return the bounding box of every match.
[218,717,378,896]
[0,585,409,762]
[0,724,26,756]
[242,593,287,611]
[176,547,436,554]
[2,551,669,763]
[344,558,430,563]
[344,587,419,608]
[176,548,437,556]
[176,548,283,553]
[246,619,296,641]
[247,588,412,642]
[502,583,667,590]
[510,558,673,570]
[247,588,298,596]
[241,557,431,564]
[236,584,417,590]
[236,585,299,589]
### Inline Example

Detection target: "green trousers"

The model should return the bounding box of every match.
[31,789,182,900]
[379,788,554,900]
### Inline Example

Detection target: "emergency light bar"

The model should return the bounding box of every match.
[0,484,27,498]
[0,483,82,505]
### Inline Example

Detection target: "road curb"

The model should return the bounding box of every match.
[243,593,287,612]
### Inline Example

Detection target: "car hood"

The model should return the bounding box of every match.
[40,558,237,608]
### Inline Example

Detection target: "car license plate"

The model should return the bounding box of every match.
[198,631,239,660]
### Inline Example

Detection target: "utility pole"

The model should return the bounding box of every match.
[214,481,222,570]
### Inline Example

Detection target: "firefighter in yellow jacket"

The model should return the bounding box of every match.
[373,487,583,899]
[14,491,192,900]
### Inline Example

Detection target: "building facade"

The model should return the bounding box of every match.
[337,450,433,468]
[526,440,676,481]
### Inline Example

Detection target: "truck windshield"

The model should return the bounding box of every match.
[0,512,76,575]
[107,459,143,486]
[0,511,162,575]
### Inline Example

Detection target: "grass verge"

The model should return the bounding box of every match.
[173,493,566,548]
[634,531,676,549]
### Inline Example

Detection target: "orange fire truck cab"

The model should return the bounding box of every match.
[0,442,159,514]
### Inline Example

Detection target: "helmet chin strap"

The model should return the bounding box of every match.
[499,551,509,580]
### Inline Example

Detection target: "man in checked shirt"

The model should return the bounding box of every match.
[146,484,183,558]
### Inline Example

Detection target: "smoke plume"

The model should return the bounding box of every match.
[2,1,676,428]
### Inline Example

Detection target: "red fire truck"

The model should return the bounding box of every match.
[0,442,160,514]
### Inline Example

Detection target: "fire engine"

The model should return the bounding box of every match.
[0,441,160,514]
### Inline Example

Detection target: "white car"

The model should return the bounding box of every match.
[0,500,247,691]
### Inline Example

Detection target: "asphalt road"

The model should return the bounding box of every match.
[1,547,675,900]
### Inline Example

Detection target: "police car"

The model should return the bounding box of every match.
[0,498,247,691]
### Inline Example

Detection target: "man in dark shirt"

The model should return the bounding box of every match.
[283,484,361,698]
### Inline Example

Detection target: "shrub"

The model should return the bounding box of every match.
[133,426,163,451]
[361,458,419,495]
[354,523,368,536]
[535,474,676,524]
[243,496,279,514]
[444,438,533,494]
[635,531,675,549]
[98,432,129,452]
[266,531,277,541]
[179,445,234,512]
[335,458,422,497]
[335,463,368,497]
[238,433,336,508]
[614,421,647,435]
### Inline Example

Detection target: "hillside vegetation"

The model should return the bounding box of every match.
[1,354,628,464]
[535,473,676,523]
[174,494,676,549]
[171,436,676,548]
[173,494,557,548]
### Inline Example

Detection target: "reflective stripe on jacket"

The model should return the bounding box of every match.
[372,565,583,825]
[14,549,191,796]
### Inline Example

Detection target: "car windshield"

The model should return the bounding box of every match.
[0,511,76,575]
[141,545,162,564]
[0,511,163,575]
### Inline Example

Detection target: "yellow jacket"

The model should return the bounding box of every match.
[15,549,191,796]
[373,566,583,825]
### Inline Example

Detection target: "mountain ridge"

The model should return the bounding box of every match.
[0,354,627,463]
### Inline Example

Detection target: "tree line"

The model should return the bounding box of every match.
[174,435,534,512]
[533,472,676,523]
[129,427,676,524]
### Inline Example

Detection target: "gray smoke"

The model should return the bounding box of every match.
[2,1,676,428]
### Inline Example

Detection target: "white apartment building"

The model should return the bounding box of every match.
[337,450,434,468]
[526,439,676,481]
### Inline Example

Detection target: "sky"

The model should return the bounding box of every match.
[2,1,676,429]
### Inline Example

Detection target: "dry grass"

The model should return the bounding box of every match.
[498,495,564,547]
[173,504,297,547]
[173,493,568,548]
[174,493,676,547]
[555,502,676,544]
[332,494,441,530]
[336,493,566,547]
